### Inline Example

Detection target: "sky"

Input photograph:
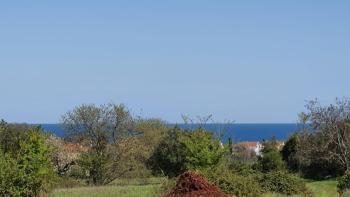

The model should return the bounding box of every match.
[1,1,350,123]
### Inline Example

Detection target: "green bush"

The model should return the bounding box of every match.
[148,127,225,177]
[203,165,263,197]
[147,127,187,177]
[281,134,300,171]
[0,153,22,196]
[78,151,109,185]
[338,170,350,194]
[258,150,285,172]
[259,171,312,196]
[0,126,56,196]
[181,128,226,171]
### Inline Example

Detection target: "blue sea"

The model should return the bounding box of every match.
[40,123,301,142]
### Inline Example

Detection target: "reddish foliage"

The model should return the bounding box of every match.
[163,171,234,197]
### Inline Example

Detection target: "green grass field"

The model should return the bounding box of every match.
[52,179,338,197]
[52,185,160,197]
[264,179,338,197]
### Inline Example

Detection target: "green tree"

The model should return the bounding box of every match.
[16,128,55,196]
[258,150,285,172]
[0,122,55,196]
[61,103,136,185]
[296,98,350,178]
[148,127,225,177]
[181,128,225,170]
[0,152,22,196]
[148,127,187,177]
[281,134,300,171]
[338,170,350,194]
[257,137,285,172]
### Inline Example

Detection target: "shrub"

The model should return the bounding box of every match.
[281,134,300,171]
[147,127,187,177]
[0,126,56,196]
[181,128,226,171]
[16,128,56,196]
[258,150,285,172]
[78,151,108,185]
[148,127,225,177]
[203,164,263,197]
[258,171,312,196]
[338,170,350,194]
[0,153,22,196]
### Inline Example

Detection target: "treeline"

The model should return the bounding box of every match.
[2,99,350,196]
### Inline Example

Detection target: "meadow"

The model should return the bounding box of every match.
[264,179,338,197]
[52,179,338,197]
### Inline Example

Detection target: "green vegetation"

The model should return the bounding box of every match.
[257,138,285,172]
[52,185,159,197]
[204,163,264,196]
[338,170,350,194]
[259,171,311,196]
[265,179,337,197]
[0,121,55,196]
[50,179,338,197]
[2,98,350,196]
[148,126,225,177]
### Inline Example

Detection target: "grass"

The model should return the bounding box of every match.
[52,178,338,197]
[307,179,338,197]
[264,179,338,197]
[110,177,165,186]
[52,185,160,197]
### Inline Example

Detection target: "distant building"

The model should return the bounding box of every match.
[235,140,285,156]
[238,141,263,156]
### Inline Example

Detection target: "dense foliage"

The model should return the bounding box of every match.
[259,171,311,196]
[256,138,285,172]
[338,170,350,194]
[148,126,225,177]
[281,134,300,171]
[0,121,55,196]
[295,99,350,178]
[203,162,263,197]
[3,98,350,196]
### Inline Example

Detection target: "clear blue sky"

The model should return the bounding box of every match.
[1,1,349,123]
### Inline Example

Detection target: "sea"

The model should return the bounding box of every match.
[40,123,301,143]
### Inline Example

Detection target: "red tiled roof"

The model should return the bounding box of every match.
[239,141,258,148]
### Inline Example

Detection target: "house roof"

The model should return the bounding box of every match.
[238,141,258,148]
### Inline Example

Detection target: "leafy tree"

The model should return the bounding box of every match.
[78,151,108,185]
[181,128,226,170]
[148,127,187,177]
[148,127,225,177]
[0,152,21,196]
[16,128,56,196]
[257,137,285,172]
[0,122,55,196]
[296,98,350,177]
[281,134,300,171]
[0,121,31,157]
[258,150,285,172]
[61,103,137,185]
[261,136,279,154]
[338,170,350,194]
